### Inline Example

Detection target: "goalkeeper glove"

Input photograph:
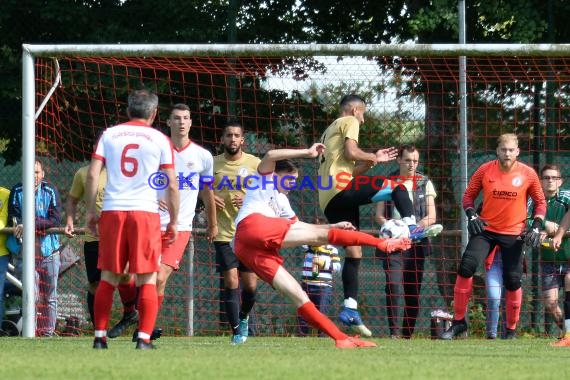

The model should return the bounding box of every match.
[524,217,543,248]
[466,208,487,236]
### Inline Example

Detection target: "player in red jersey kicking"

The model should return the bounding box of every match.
[233,143,411,348]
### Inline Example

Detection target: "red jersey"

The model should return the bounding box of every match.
[462,160,546,235]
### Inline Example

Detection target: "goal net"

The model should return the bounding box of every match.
[15,44,569,339]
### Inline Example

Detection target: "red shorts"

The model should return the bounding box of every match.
[234,213,295,284]
[160,231,191,270]
[98,210,162,274]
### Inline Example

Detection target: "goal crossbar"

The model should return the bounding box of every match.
[23,43,570,58]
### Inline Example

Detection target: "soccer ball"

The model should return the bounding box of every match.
[379,219,410,239]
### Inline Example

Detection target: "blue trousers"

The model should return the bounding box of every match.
[35,253,61,336]
[485,251,506,338]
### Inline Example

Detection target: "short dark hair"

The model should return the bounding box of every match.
[169,103,191,115]
[340,94,366,109]
[223,120,244,134]
[275,159,298,174]
[540,164,561,176]
[398,144,418,158]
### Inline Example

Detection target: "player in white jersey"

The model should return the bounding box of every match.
[86,89,179,350]
[233,143,410,348]
[155,104,217,321]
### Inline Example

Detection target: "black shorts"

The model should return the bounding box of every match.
[541,262,570,291]
[324,177,384,228]
[84,240,101,284]
[214,241,253,273]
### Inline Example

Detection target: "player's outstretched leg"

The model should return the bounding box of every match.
[272,265,375,349]
[297,302,376,349]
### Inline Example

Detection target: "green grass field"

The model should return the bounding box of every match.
[1,336,568,380]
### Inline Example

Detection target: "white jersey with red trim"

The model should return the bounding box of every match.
[159,141,213,231]
[93,121,174,212]
[234,172,296,226]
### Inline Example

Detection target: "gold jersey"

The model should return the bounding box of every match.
[317,115,361,210]
[213,152,261,242]
[69,165,107,242]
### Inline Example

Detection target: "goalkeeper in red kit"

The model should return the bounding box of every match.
[441,133,546,340]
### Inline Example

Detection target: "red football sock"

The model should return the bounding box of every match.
[505,288,522,329]
[118,277,137,313]
[453,276,473,321]
[297,302,348,341]
[328,229,379,248]
[94,280,115,332]
[137,284,158,338]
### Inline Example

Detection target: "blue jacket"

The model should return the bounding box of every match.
[8,181,61,257]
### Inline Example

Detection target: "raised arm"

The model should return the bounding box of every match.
[258,143,325,174]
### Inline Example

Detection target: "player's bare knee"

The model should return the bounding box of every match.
[542,295,558,310]
[344,246,362,259]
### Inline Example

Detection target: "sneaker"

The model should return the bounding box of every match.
[131,328,163,342]
[108,310,138,338]
[440,319,468,340]
[378,238,412,254]
[409,224,443,242]
[93,337,108,349]
[550,336,570,347]
[503,328,516,340]
[135,338,156,350]
[335,336,377,349]
[231,334,246,345]
[338,307,372,337]
[239,316,249,342]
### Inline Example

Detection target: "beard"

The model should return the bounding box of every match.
[224,145,240,156]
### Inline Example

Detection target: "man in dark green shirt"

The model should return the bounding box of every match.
[527,164,570,347]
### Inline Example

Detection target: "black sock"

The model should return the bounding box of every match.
[342,258,361,301]
[240,289,256,319]
[224,288,241,335]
